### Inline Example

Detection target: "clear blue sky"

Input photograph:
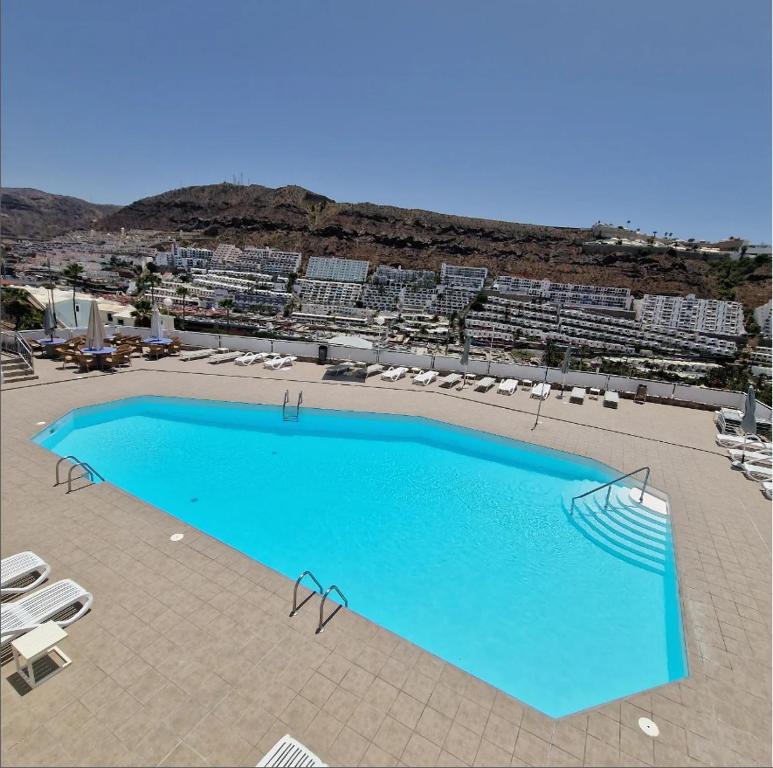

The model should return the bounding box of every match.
[2,0,771,242]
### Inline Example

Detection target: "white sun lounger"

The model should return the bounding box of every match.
[438,373,462,388]
[180,348,215,361]
[381,366,408,381]
[728,446,773,462]
[742,462,773,481]
[604,390,620,408]
[414,370,438,386]
[1,552,51,596]
[569,387,586,404]
[498,378,518,395]
[235,351,269,366]
[265,355,297,370]
[475,377,496,392]
[208,351,243,364]
[1,579,93,645]
[257,735,327,767]
[364,363,383,378]
[530,382,551,400]
[762,481,772,500]
[716,433,766,448]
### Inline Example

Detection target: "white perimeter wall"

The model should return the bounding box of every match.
[22,327,771,418]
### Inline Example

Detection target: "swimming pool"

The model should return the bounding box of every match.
[36,395,686,716]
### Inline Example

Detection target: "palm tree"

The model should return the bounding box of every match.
[219,298,234,332]
[131,299,152,328]
[141,272,162,304]
[61,262,84,325]
[176,286,190,328]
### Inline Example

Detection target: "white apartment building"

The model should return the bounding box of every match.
[753,300,772,339]
[493,276,633,310]
[211,244,244,266]
[639,294,745,336]
[296,279,363,305]
[306,256,370,283]
[440,263,487,291]
[372,265,436,287]
[240,247,301,276]
[169,245,214,270]
[466,296,737,358]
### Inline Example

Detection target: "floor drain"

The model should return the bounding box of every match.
[638,717,659,737]
[170,533,184,542]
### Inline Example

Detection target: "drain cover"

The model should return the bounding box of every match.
[638,717,659,737]
[169,533,184,542]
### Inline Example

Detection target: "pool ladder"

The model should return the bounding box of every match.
[54,455,105,493]
[283,390,303,421]
[289,570,348,634]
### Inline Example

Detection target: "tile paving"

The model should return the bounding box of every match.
[0,356,770,766]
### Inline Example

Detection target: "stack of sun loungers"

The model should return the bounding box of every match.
[498,378,518,395]
[475,376,496,392]
[180,348,216,362]
[414,370,438,386]
[569,387,586,404]
[530,382,551,400]
[0,551,93,646]
[603,390,620,408]
[438,373,462,388]
[208,351,244,364]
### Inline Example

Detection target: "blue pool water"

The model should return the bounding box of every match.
[36,396,686,716]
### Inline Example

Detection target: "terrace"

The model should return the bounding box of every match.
[1,353,770,767]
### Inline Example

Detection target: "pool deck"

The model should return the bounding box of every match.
[1,356,770,767]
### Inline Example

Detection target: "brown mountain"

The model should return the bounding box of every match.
[100,183,771,308]
[0,187,119,239]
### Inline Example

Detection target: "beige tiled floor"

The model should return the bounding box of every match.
[1,356,770,767]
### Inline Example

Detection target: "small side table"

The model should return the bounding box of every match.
[589,387,601,400]
[11,621,71,688]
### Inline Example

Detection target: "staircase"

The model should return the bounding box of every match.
[1,354,38,384]
[567,485,671,575]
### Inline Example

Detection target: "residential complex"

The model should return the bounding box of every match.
[493,276,633,310]
[440,263,487,291]
[466,296,737,358]
[305,256,370,283]
[754,300,772,339]
[638,294,745,336]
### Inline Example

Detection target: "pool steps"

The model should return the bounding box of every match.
[569,486,671,574]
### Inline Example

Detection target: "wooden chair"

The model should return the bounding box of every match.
[75,353,96,372]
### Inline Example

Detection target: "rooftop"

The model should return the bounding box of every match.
[1,355,770,767]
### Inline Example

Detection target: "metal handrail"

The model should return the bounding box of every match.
[282,390,302,421]
[289,570,324,617]
[317,584,348,634]
[55,455,104,492]
[1,330,34,376]
[570,466,651,515]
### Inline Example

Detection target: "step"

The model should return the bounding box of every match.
[1,374,38,384]
[1,360,29,370]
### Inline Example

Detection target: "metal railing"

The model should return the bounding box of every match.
[282,390,303,421]
[289,570,323,617]
[288,570,348,633]
[570,466,651,515]
[54,455,105,493]
[0,330,34,377]
[317,584,348,634]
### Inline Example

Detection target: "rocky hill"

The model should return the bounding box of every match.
[0,188,118,239]
[5,182,770,307]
